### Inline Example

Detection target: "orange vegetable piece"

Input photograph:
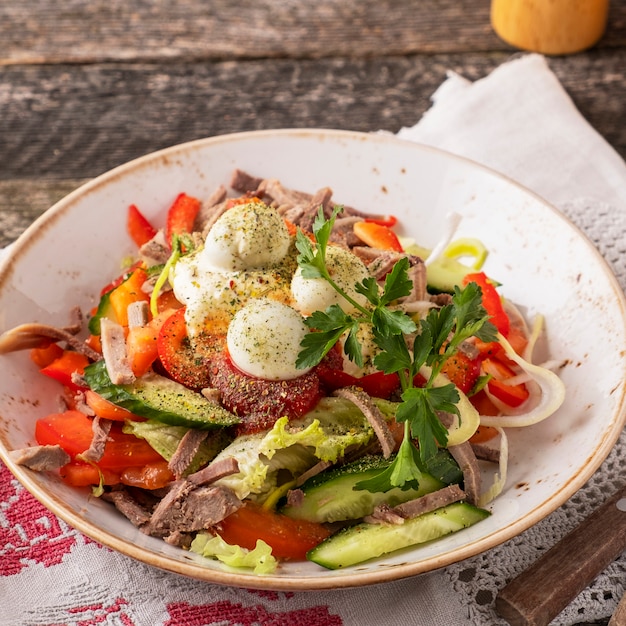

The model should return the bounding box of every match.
[217,502,332,561]
[108,267,150,327]
[353,221,403,252]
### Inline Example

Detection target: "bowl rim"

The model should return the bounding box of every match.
[1,127,625,589]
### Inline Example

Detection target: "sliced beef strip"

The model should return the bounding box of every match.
[139,230,171,266]
[448,441,481,505]
[257,177,312,209]
[144,480,242,537]
[296,187,335,233]
[186,456,240,486]
[74,390,95,417]
[286,488,305,508]
[193,184,228,233]
[103,488,153,529]
[163,530,194,549]
[364,503,405,525]
[230,169,264,194]
[471,443,500,464]
[100,317,135,385]
[333,386,396,458]
[365,484,467,525]
[9,444,71,472]
[198,200,230,236]
[79,416,113,464]
[0,321,101,361]
[392,483,466,519]
[168,429,210,479]
[294,460,332,487]
[364,251,428,303]
[127,301,150,329]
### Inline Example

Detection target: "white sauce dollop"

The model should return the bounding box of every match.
[202,201,290,271]
[170,201,295,336]
[227,299,312,380]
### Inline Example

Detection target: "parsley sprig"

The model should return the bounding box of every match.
[295,207,497,492]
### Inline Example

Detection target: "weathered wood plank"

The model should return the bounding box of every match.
[1,52,624,185]
[1,0,625,65]
[0,179,87,248]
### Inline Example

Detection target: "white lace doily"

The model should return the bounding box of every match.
[446,198,626,625]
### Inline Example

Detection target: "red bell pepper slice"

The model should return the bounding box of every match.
[127,204,157,247]
[165,193,201,246]
[364,214,398,228]
[39,351,90,392]
[36,410,164,469]
[482,357,529,408]
[463,272,510,336]
[317,368,400,399]
[353,221,403,252]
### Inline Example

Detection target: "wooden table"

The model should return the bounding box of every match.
[1,1,625,249]
[1,3,625,623]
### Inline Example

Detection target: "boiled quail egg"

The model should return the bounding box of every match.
[226,299,312,380]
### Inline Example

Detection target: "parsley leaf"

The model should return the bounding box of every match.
[295,209,496,493]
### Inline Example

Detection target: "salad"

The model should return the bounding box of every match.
[1,169,565,573]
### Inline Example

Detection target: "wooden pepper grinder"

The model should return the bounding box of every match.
[491,0,610,55]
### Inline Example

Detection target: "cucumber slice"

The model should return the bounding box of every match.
[88,290,116,335]
[307,501,490,569]
[281,455,444,523]
[83,360,240,429]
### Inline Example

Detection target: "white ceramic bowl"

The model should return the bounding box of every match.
[1,129,625,590]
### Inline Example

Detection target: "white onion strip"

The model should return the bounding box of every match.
[478,426,508,507]
[479,332,565,428]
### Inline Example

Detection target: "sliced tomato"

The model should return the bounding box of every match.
[35,410,164,469]
[353,221,403,252]
[30,342,64,368]
[40,351,90,392]
[217,502,332,560]
[208,352,322,434]
[317,368,400,399]
[463,272,510,336]
[157,308,223,390]
[165,193,201,246]
[482,358,529,408]
[127,204,157,247]
[440,351,482,394]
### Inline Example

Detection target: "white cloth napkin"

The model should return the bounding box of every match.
[2,53,626,626]
[398,53,626,211]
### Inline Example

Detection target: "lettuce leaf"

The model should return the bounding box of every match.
[213,397,378,500]
[190,533,277,574]
[123,419,231,475]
